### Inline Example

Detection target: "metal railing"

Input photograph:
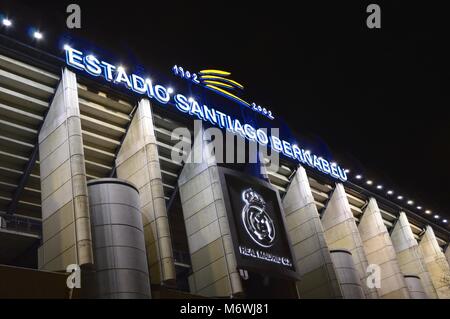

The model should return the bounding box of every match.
[0,211,42,236]
[172,249,191,267]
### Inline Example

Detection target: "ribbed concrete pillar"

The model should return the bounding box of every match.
[419,226,450,298]
[330,250,365,299]
[87,179,152,298]
[358,198,410,298]
[115,98,176,285]
[283,166,342,298]
[404,275,427,299]
[321,183,377,299]
[178,125,243,297]
[391,212,437,298]
[38,68,93,271]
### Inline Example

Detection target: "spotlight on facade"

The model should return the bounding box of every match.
[425,210,431,215]
[443,219,448,223]
[355,175,362,180]
[376,185,383,190]
[366,180,373,185]
[416,206,422,210]
[167,87,174,94]
[188,97,194,103]
[2,18,12,27]
[397,195,403,200]
[344,169,350,173]
[407,200,414,205]
[33,31,43,40]
[63,44,71,51]
[387,190,394,195]
[434,215,440,219]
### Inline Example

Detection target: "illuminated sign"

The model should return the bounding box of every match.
[172,65,274,120]
[239,246,292,267]
[218,168,298,280]
[241,188,276,248]
[65,46,348,182]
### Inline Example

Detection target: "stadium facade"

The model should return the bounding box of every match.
[0,32,449,299]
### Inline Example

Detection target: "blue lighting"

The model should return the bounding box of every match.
[65,46,349,182]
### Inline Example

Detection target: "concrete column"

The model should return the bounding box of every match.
[321,183,377,299]
[86,179,152,299]
[391,212,437,298]
[38,68,93,271]
[446,247,450,267]
[419,226,450,298]
[330,250,365,299]
[115,99,176,285]
[404,275,427,299]
[358,198,410,298]
[178,125,243,297]
[283,166,342,298]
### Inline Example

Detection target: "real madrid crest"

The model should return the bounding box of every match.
[241,188,276,248]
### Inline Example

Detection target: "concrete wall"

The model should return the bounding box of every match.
[178,126,243,297]
[321,183,377,298]
[358,198,410,298]
[283,166,342,298]
[38,68,93,271]
[419,226,450,298]
[391,212,437,298]
[115,99,175,285]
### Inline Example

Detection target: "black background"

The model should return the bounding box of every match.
[225,173,295,274]
[0,298,442,317]
[0,1,449,224]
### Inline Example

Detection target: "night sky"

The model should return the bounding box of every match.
[1,1,449,221]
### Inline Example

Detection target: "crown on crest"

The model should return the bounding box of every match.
[242,188,266,207]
